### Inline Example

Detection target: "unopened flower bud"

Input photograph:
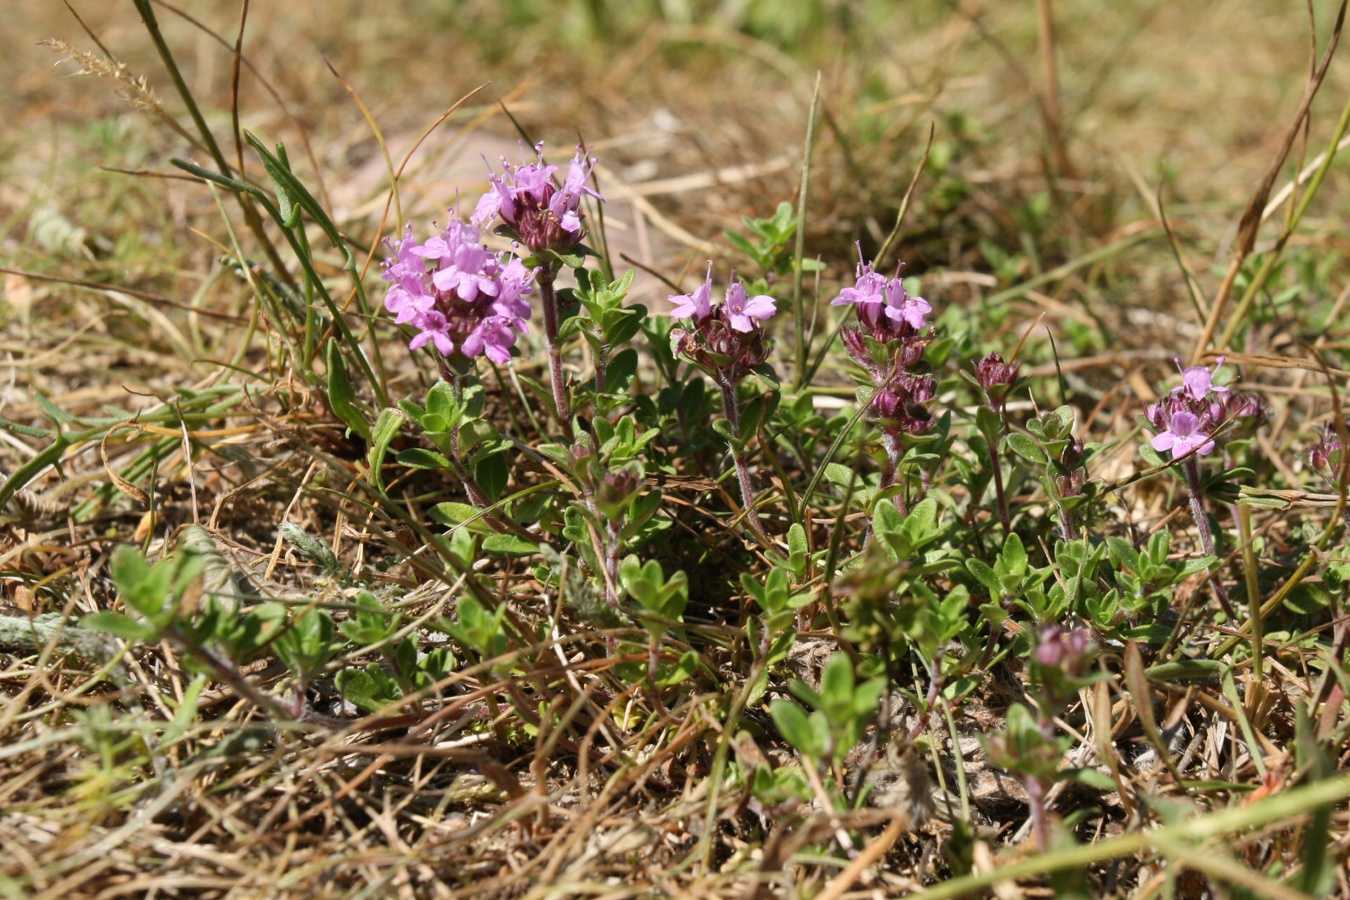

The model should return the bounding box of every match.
[1308,422,1346,481]
[595,463,644,518]
[974,352,1020,407]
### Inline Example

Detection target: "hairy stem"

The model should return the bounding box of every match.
[1053,496,1079,542]
[1182,456,1236,620]
[718,376,778,554]
[594,339,608,399]
[537,268,571,425]
[880,430,908,517]
[989,441,1011,535]
[604,520,623,606]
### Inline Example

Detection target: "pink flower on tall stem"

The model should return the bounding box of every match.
[381,214,535,365]
[475,143,602,254]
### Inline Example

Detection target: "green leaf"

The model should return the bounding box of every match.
[482,533,537,556]
[82,611,157,642]
[787,522,809,580]
[457,418,497,457]
[325,336,369,440]
[244,132,343,250]
[1003,432,1048,464]
[336,664,403,714]
[474,452,509,501]
[429,502,495,534]
[657,650,699,687]
[424,380,458,422]
[966,558,1002,598]
[396,448,451,470]
[366,408,403,493]
[975,405,1002,444]
[1063,766,1117,791]
[819,653,856,710]
[769,699,817,758]
[605,348,639,394]
[35,392,76,425]
[821,462,857,489]
[1000,532,1027,578]
[1105,536,1140,571]
[606,306,646,347]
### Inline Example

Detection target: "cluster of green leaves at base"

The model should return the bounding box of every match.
[769,653,885,777]
[87,545,345,692]
[84,544,518,719]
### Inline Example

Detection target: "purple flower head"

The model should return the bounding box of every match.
[381,214,537,365]
[832,249,930,341]
[1150,409,1215,458]
[669,263,714,322]
[476,143,602,253]
[1033,624,1093,674]
[831,256,887,309]
[723,281,777,333]
[1174,356,1229,402]
[1144,354,1262,462]
[669,266,777,385]
[833,251,935,390]
[420,219,502,304]
[407,309,455,357]
[493,257,536,322]
[461,316,520,366]
[1221,390,1266,423]
[883,277,931,331]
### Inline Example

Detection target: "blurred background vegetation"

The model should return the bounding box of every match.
[7,0,1348,287]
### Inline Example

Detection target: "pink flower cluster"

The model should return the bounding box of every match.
[832,249,936,437]
[382,143,603,365]
[382,216,536,365]
[668,264,778,385]
[831,255,931,341]
[1146,357,1262,458]
[475,144,601,254]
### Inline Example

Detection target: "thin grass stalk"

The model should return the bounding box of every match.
[341,257,390,406]
[170,156,387,407]
[790,75,821,392]
[913,772,1350,900]
[131,0,294,289]
[1035,0,1078,182]
[755,428,800,532]
[692,653,771,876]
[940,699,972,825]
[1237,503,1263,689]
[207,183,305,372]
[1216,90,1350,351]
[1191,0,1348,363]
